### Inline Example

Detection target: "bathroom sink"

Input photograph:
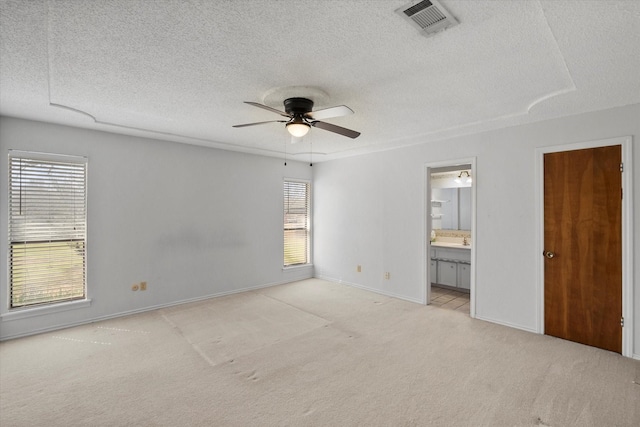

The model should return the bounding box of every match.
[431,241,471,249]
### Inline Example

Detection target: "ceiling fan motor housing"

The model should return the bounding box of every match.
[284,98,314,116]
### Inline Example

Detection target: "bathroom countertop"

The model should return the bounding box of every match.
[431,242,471,250]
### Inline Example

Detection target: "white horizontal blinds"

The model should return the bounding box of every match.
[9,154,87,308]
[284,180,310,267]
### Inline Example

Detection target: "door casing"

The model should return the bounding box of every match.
[535,136,634,357]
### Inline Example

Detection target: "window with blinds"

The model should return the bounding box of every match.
[8,152,87,308]
[284,180,310,267]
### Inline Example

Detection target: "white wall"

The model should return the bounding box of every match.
[313,103,640,357]
[0,117,313,339]
[2,105,639,356]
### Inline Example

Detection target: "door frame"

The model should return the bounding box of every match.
[535,136,633,357]
[424,157,477,318]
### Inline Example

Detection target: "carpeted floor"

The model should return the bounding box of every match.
[1,279,639,426]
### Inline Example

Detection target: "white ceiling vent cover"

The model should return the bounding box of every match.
[395,0,458,38]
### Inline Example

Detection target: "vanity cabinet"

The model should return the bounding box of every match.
[457,263,470,290]
[437,261,458,286]
[430,245,471,291]
[430,259,438,284]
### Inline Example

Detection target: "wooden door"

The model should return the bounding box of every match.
[544,145,622,353]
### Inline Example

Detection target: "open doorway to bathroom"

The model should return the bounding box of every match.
[425,159,476,317]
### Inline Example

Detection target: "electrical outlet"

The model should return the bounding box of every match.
[132,284,139,291]
[140,281,147,291]
[357,265,362,272]
[384,272,390,280]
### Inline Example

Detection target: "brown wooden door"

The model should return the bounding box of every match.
[544,145,622,353]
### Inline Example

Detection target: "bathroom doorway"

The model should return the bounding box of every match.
[425,158,476,317]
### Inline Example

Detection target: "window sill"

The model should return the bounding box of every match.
[283,264,314,272]
[0,299,92,322]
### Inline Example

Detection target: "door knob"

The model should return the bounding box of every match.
[543,251,555,259]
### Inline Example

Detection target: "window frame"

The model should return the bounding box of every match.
[283,178,311,268]
[6,150,88,312]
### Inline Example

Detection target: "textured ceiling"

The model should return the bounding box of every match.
[1,0,639,162]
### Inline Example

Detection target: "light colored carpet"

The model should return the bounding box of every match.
[1,278,639,426]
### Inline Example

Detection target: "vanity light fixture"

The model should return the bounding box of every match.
[454,170,472,184]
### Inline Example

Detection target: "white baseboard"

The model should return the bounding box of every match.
[477,315,639,360]
[315,274,423,305]
[0,277,311,341]
[473,314,538,334]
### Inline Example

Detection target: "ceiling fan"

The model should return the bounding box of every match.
[233,97,360,139]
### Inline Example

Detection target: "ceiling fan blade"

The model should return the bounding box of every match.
[311,121,360,139]
[232,120,286,128]
[305,105,354,120]
[244,101,290,118]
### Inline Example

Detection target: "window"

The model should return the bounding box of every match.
[8,152,87,309]
[284,180,310,267]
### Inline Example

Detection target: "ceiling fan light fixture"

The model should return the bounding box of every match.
[286,119,310,137]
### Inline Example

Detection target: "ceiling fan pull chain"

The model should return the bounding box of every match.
[283,132,287,166]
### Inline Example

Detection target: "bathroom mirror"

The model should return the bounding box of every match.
[431,187,471,231]
[430,165,472,231]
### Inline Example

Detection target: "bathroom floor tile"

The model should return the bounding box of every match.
[430,285,469,314]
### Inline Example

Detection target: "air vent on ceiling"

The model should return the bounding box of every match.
[395,0,458,38]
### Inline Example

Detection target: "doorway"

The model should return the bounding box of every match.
[536,136,633,357]
[425,158,476,318]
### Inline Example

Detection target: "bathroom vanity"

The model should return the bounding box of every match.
[430,243,471,291]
